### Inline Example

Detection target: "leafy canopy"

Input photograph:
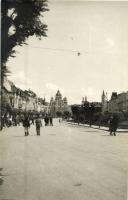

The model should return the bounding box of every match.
[1,0,48,66]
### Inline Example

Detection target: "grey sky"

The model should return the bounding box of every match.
[8,1,128,104]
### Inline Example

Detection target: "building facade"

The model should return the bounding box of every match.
[49,90,71,116]
[2,78,48,114]
[101,90,128,113]
[108,92,128,113]
[101,90,108,113]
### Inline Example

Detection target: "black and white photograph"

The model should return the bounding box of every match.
[1,0,128,200]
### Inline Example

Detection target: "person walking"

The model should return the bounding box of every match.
[44,116,47,126]
[59,118,61,124]
[44,115,49,126]
[35,115,42,136]
[49,116,53,126]
[109,114,119,136]
[47,116,49,126]
[22,115,30,136]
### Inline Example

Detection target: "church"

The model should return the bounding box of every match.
[49,90,70,116]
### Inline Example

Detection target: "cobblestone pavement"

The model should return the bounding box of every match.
[0,119,128,200]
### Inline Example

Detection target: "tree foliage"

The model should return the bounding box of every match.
[56,111,62,117]
[71,103,96,124]
[63,111,71,119]
[1,0,48,70]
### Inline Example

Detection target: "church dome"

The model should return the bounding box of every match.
[55,90,62,100]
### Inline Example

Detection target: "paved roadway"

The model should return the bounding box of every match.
[0,119,128,200]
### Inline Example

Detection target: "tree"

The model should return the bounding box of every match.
[71,105,81,123]
[82,101,89,122]
[1,0,48,130]
[88,103,95,127]
[56,111,62,117]
[1,0,48,77]
[63,111,71,119]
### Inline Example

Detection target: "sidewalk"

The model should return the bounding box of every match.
[67,122,128,133]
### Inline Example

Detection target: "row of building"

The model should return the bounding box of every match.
[80,90,128,114]
[2,78,48,114]
[102,90,128,113]
[2,78,71,117]
[2,77,127,117]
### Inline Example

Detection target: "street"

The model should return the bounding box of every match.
[0,119,128,200]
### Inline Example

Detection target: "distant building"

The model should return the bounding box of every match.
[37,98,49,113]
[82,96,87,105]
[108,92,128,113]
[92,102,102,111]
[108,92,118,113]
[2,78,13,115]
[49,90,71,116]
[2,78,49,114]
[101,90,128,113]
[118,92,128,112]
[55,90,63,113]
[101,90,108,113]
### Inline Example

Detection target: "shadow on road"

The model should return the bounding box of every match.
[0,178,4,186]
[101,135,111,136]
[13,135,37,137]
[48,134,56,136]
[0,168,4,187]
[73,183,82,187]
[84,131,97,133]
[0,199,15,200]
[101,134,125,136]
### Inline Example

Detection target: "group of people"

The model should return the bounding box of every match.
[2,111,119,137]
[1,114,22,128]
[22,115,54,136]
[44,116,53,126]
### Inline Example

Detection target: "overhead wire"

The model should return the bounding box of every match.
[26,45,88,55]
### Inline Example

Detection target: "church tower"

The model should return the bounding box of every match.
[101,90,108,113]
[49,91,70,116]
[82,97,85,105]
[55,90,63,112]
[49,97,55,116]
[55,90,62,101]
[63,97,68,105]
[82,96,87,105]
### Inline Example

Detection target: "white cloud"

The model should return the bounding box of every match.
[46,83,59,91]
[45,83,64,93]
[80,87,94,97]
[80,87,86,96]
[9,71,32,90]
[41,82,65,101]
[80,87,101,102]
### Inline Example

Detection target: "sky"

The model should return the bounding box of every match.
[7,1,128,104]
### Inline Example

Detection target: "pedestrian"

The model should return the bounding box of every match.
[22,115,30,136]
[59,118,61,123]
[7,116,12,127]
[35,115,42,136]
[44,115,49,126]
[49,116,53,126]
[109,114,119,136]
[44,116,47,126]
[16,114,20,126]
[47,116,49,126]
[12,115,17,126]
